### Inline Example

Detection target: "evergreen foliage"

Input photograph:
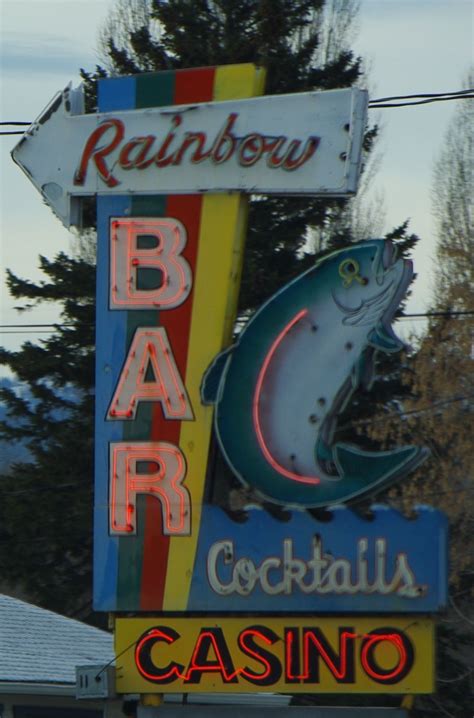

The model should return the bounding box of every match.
[81,0,374,312]
[371,71,474,715]
[0,254,97,621]
[1,0,421,632]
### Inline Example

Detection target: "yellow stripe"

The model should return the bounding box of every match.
[162,64,265,610]
[214,63,267,100]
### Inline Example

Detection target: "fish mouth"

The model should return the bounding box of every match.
[374,240,398,285]
[332,241,413,328]
[382,240,398,271]
[332,280,397,326]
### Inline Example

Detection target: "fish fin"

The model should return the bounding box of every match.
[369,323,405,353]
[200,346,234,405]
[316,436,339,475]
[334,442,429,491]
[351,348,376,390]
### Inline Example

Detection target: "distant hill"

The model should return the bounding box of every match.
[0,377,83,474]
[0,377,33,473]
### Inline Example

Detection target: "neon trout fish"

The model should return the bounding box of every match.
[201,240,428,507]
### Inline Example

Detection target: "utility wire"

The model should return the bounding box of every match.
[336,392,474,431]
[369,88,474,107]
[1,89,473,135]
[450,595,474,629]
[1,310,474,331]
[427,696,457,718]
[370,88,474,102]
[438,667,474,684]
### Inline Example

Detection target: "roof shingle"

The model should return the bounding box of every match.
[0,594,113,685]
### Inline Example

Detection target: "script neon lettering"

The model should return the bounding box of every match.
[119,135,156,169]
[207,537,424,598]
[74,113,321,187]
[74,118,124,187]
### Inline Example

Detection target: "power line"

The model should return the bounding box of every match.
[0,324,81,328]
[449,595,474,629]
[402,310,474,319]
[1,88,473,136]
[369,89,474,108]
[371,88,474,102]
[336,392,474,431]
[1,310,473,331]
[427,696,457,718]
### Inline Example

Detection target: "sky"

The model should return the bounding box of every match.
[0,0,473,354]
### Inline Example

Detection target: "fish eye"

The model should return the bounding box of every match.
[338,257,368,287]
[339,257,363,287]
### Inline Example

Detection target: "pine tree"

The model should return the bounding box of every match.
[1,0,420,624]
[370,71,474,716]
[82,0,375,313]
[0,253,98,621]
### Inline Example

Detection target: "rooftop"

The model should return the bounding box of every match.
[0,594,113,687]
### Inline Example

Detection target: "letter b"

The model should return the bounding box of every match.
[110,217,192,309]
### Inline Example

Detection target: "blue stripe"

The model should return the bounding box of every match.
[93,195,132,610]
[98,76,136,111]
[94,76,137,610]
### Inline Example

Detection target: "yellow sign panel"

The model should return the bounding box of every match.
[115,616,434,694]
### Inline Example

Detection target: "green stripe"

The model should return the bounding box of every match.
[116,65,175,609]
[136,71,175,108]
[116,195,167,610]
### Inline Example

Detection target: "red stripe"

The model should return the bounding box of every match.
[140,195,203,610]
[173,66,216,104]
[140,68,216,610]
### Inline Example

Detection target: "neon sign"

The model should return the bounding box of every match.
[106,216,194,538]
[206,536,424,599]
[107,327,193,422]
[115,616,434,694]
[74,113,321,188]
[11,81,368,228]
[110,218,192,310]
[202,239,429,506]
[109,442,190,536]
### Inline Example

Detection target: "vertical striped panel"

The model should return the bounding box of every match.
[94,196,131,610]
[93,73,137,611]
[115,194,168,610]
[94,64,266,612]
[162,63,266,610]
[133,69,217,610]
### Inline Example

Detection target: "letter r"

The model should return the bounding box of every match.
[109,441,191,536]
[110,217,192,309]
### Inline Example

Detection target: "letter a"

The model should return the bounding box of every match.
[109,441,191,535]
[110,217,192,309]
[108,327,193,421]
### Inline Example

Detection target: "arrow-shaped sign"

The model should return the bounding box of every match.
[12,83,367,227]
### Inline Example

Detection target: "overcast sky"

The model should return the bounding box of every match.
[0,0,473,353]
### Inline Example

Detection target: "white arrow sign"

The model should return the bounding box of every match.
[12,83,367,227]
